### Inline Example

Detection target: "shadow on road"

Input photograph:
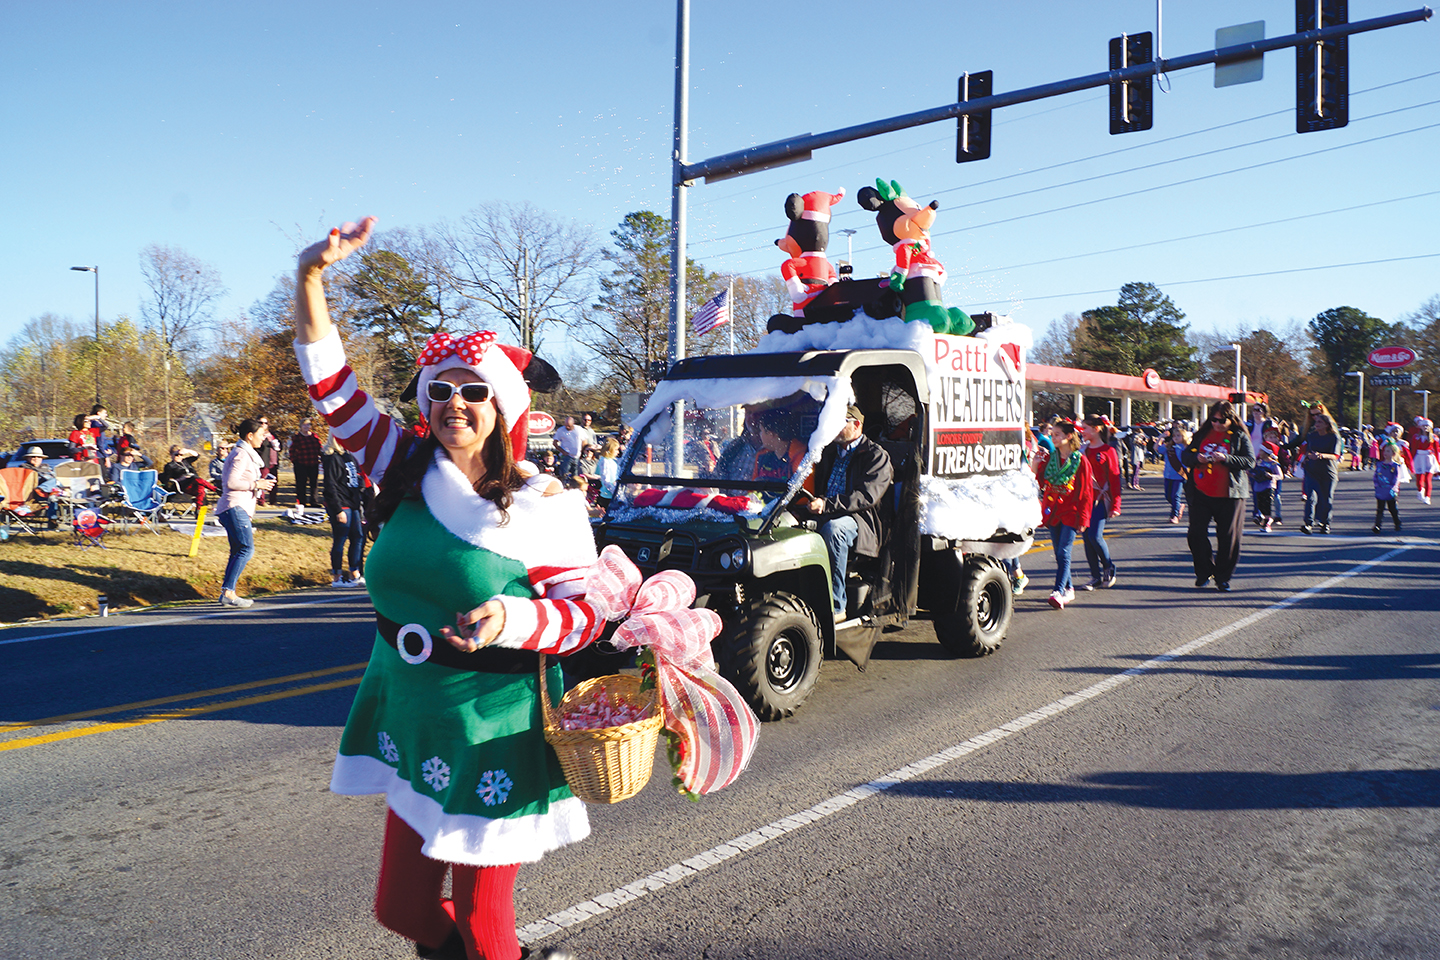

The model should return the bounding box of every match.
[891,768,1440,808]
[1056,651,1440,681]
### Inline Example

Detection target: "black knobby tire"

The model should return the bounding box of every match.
[933,556,1011,658]
[719,592,822,722]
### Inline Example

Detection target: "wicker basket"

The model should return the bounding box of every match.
[539,664,663,804]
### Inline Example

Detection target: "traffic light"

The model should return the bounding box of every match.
[1109,32,1154,134]
[956,70,993,163]
[1296,0,1349,133]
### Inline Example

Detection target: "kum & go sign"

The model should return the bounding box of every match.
[1368,345,1418,369]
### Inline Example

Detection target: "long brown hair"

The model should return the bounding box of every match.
[374,411,526,526]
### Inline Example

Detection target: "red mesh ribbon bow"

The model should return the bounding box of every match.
[586,546,760,795]
[416,330,497,367]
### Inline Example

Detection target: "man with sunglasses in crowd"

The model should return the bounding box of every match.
[803,405,893,623]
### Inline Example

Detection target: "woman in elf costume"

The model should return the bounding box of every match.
[293,218,590,960]
[1033,420,1093,610]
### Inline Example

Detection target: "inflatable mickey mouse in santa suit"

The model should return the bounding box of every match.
[293,217,611,960]
[775,188,846,318]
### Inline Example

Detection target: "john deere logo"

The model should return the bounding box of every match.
[637,547,652,563]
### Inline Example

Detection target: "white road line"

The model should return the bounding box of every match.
[0,593,365,646]
[518,544,1414,945]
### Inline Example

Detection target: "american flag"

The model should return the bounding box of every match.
[691,288,730,336]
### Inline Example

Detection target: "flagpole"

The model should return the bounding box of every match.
[727,278,735,356]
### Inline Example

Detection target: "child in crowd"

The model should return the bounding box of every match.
[1410,417,1434,505]
[1373,442,1403,533]
[1249,447,1282,532]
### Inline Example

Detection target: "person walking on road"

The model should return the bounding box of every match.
[215,419,277,608]
[1080,414,1121,591]
[1296,411,1342,534]
[1162,423,1190,524]
[292,217,623,960]
[1181,401,1255,592]
[1372,440,1404,533]
[1036,420,1093,610]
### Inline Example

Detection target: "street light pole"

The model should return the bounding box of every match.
[1416,390,1431,420]
[1344,371,1364,434]
[70,265,100,404]
[1226,343,1243,420]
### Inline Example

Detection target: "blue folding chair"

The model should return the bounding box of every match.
[119,469,170,534]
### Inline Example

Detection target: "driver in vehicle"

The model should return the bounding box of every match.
[803,405,893,622]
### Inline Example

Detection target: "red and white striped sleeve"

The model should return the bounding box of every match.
[294,328,406,485]
[489,563,610,656]
[485,484,609,656]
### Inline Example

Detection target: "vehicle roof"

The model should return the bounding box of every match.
[664,349,930,402]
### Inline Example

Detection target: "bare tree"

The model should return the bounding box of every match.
[140,244,226,444]
[436,202,599,353]
[687,274,786,357]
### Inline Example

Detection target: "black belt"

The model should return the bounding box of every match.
[375,613,542,674]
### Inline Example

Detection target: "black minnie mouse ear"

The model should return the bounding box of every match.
[399,370,421,404]
[522,355,562,394]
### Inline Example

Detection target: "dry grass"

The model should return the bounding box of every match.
[0,516,343,624]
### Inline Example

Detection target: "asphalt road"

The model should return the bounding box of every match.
[2,470,1437,960]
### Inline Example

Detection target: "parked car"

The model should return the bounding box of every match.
[5,439,74,472]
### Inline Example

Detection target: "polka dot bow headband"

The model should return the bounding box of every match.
[416,330,497,367]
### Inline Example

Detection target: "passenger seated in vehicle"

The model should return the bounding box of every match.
[751,410,806,484]
[801,405,893,621]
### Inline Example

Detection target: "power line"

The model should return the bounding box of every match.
[966,253,1440,307]
[964,189,1440,277]
[687,70,1440,245]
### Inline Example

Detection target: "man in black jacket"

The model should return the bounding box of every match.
[805,404,893,621]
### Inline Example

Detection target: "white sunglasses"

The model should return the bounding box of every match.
[426,380,494,404]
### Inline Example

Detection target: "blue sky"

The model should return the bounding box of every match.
[3,0,1437,363]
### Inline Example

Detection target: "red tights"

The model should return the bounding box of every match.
[1418,472,1433,498]
[374,808,522,960]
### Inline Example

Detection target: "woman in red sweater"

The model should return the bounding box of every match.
[1080,414,1122,590]
[1036,421,1094,610]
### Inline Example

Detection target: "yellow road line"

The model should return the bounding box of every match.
[0,677,365,753]
[1024,525,1158,556]
[0,662,369,731]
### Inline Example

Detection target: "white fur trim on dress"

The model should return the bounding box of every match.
[331,753,590,865]
[420,455,598,571]
[293,327,347,385]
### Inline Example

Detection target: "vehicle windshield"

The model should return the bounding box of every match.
[610,380,838,522]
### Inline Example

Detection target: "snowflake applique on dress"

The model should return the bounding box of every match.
[421,756,451,792]
[377,731,400,764]
[476,769,514,807]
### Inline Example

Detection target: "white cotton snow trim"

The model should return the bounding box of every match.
[331,754,590,866]
[293,327,348,385]
[918,470,1042,542]
[753,311,932,356]
[421,455,597,571]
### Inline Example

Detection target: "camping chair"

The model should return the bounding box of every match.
[118,468,170,534]
[0,467,41,540]
[52,460,104,525]
[72,506,112,549]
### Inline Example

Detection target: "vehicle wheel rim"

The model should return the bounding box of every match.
[977,581,1005,633]
[767,630,804,691]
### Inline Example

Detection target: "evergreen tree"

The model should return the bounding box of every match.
[1308,306,1393,424]
[1074,282,1196,381]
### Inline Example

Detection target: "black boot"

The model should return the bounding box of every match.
[415,928,466,960]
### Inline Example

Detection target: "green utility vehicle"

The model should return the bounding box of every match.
[595,329,1034,720]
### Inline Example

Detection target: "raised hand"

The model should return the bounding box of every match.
[297,217,376,275]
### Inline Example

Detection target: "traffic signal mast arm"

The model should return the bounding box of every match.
[678,6,1431,183]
